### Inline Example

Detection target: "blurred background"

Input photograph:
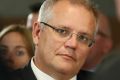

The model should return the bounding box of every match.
[0,0,120,49]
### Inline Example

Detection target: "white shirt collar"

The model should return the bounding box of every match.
[31,58,76,80]
[83,67,96,72]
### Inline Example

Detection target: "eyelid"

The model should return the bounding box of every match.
[16,51,24,56]
[97,31,108,38]
[78,35,88,41]
[78,33,95,43]
[54,26,71,33]
[55,28,71,36]
[78,33,90,38]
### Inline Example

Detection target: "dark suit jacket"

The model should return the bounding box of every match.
[11,61,88,80]
[0,63,16,80]
[93,49,120,80]
[10,62,37,80]
[77,70,94,80]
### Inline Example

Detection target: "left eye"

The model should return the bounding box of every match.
[78,35,88,42]
[16,50,25,56]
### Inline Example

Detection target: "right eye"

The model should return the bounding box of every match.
[0,45,8,56]
[55,28,70,37]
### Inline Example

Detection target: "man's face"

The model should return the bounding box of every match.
[33,1,96,78]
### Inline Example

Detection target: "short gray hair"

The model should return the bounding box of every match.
[38,0,98,22]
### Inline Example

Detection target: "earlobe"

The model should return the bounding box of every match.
[32,22,41,45]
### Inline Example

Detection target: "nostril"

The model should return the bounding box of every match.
[66,45,76,51]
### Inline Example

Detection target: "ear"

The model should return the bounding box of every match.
[32,22,41,46]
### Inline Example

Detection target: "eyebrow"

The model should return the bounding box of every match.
[57,25,73,31]
[15,46,27,50]
[97,30,109,38]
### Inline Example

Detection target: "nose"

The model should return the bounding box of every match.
[6,51,14,61]
[64,34,78,49]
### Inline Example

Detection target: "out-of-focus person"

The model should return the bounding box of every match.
[0,24,34,71]
[77,11,113,80]
[93,47,120,80]
[26,2,42,30]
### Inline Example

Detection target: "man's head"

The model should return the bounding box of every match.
[82,11,113,70]
[26,2,42,29]
[32,0,98,79]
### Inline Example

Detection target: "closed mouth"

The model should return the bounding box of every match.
[57,53,76,61]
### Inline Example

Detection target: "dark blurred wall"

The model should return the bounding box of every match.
[0,0,44,30]
[0,0,43,17]
[0,0,116,17]
[93,0,116,17]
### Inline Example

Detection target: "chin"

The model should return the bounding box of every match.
[55,62,76,74]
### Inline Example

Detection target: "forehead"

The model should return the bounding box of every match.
[48,1,96,36]
[0,32,26,47]
[98,13,110,36]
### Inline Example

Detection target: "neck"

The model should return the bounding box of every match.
[33,57,73,80]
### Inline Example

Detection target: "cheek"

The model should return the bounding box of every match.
[75,48,90,70]
[77,48,90,62]
[41,38,66,65]
[44,34,65,54]
[94,38,105,51]
[13,56,30,68]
